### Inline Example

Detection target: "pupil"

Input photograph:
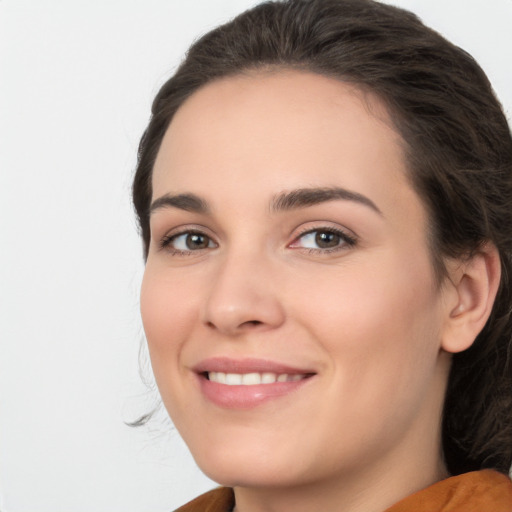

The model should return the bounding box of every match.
[315,231,339,248]
[186,233,208,249]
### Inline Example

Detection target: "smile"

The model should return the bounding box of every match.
[194,358,316,409]
[207,372,307,385]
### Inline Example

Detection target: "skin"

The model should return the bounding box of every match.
[140,70,498,512]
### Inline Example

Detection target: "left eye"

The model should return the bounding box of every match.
[290,229,356,251]
[162,231,216,252]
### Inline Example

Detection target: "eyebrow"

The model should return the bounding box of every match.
[150,193,209,215]
[271,187,382,215]
[149,187,382,217]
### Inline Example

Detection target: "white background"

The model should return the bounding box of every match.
[1,1,511,511]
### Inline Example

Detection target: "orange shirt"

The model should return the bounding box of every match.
[175,470,512,512]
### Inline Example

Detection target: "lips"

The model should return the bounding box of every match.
[193,357,315,409]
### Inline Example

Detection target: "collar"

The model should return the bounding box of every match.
[175,470,512,512]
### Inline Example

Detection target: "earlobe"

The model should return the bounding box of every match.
[441,242,501,354]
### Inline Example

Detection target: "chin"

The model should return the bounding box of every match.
[190,443,306,488]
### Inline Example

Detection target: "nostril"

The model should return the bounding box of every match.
[205,318,264,333]
[243,320,263,327]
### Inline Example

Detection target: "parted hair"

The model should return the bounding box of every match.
[132,0,512,475]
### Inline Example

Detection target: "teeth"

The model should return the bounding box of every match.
[225,373,243,385]
[261,372,277,384]
[242,373,261,385]
[207,372,306,385]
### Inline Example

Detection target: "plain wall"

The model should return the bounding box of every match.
[1,1,511,511]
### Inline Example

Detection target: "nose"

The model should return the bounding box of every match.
[202,251,286,336]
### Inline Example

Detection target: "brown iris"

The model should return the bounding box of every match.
[186,233,210,250]
[315,231,341,248]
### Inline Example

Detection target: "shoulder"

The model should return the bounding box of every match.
[386,470,512,512]
[174,487,235,512]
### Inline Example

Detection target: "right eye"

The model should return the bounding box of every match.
[160,231,217,254]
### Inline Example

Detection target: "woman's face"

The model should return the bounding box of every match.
[141,71,452,489]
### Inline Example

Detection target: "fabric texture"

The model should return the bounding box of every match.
[175,486,234,512]
[174,470,512,512]
[383,470,512,512]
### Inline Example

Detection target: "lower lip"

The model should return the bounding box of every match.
[198,375,313,409]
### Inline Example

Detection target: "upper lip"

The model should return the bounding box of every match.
[192,357,316,375]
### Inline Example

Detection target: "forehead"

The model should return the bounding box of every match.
[152,70,416,218]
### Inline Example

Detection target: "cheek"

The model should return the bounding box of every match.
[290,252,442,397]
[139,267,210,432]
[140,268,199,378]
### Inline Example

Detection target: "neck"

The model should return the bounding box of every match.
[233,457,448,512]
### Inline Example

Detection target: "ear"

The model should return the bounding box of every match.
[441,242,501,354]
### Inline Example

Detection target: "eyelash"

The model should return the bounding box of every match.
[159,229,217,255]
[289,226,357,254]
[159,226,357,256]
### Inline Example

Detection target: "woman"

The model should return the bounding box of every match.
[132,0,512,510]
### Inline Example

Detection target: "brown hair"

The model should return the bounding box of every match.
[132,0,512,475]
